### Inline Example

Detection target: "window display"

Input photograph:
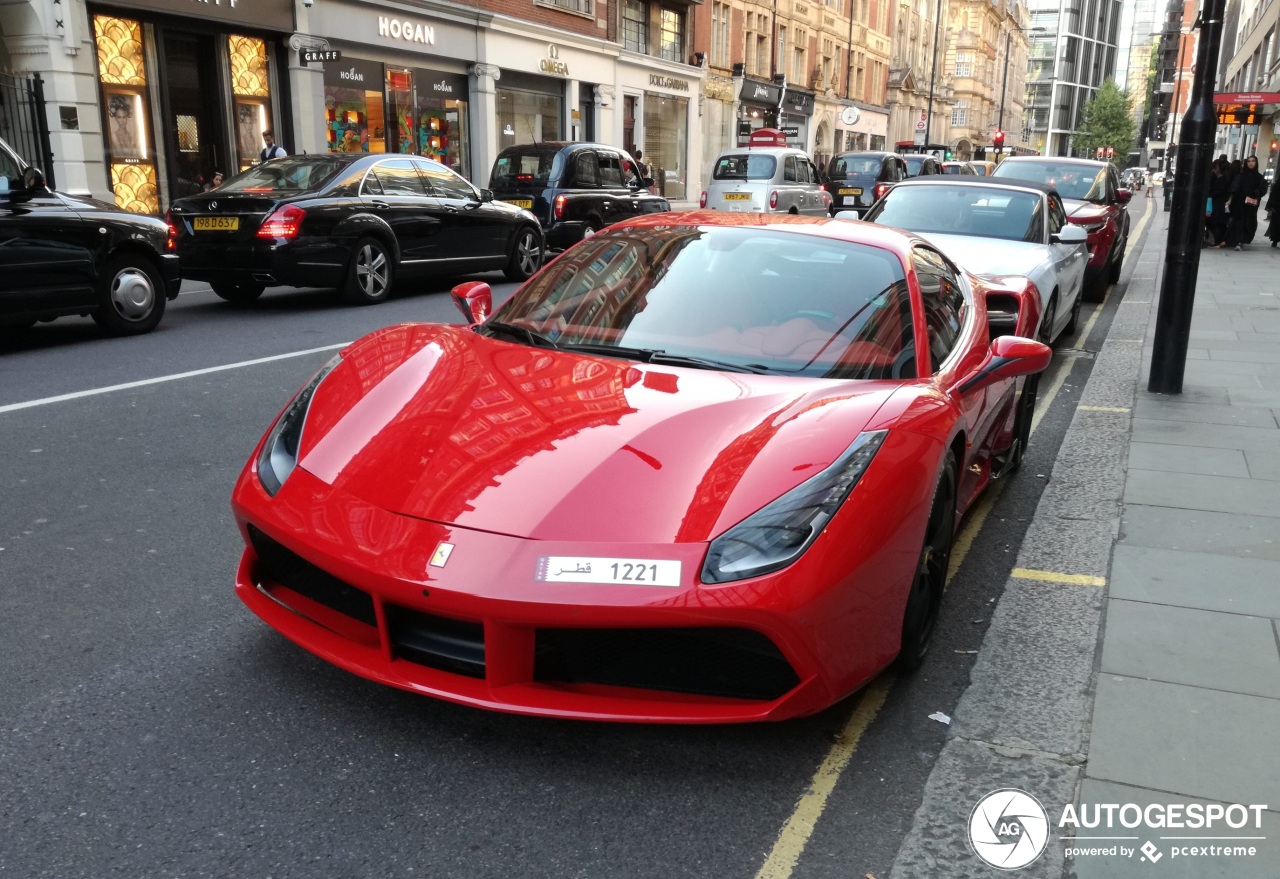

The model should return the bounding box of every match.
[643,93,688,200]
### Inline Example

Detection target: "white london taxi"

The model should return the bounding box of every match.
[700,129,832,216]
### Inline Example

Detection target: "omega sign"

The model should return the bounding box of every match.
[541,44,569,76]
[378,16,435,46]
[649,74,690,92]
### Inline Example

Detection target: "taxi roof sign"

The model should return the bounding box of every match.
[747,128,789,147]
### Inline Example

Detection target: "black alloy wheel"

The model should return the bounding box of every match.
[1108,236,1125,282]
[210,280,265,305]
[1062,287,1083,336]
[896,452,956,671]
[1038,293,1058,347]
[996,372,1039,479]
[341,237,393,305]
[504,226,542,282]
[91,254,166,336]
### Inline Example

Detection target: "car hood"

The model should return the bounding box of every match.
[917,233,1048,277]
[296,324,901,544]
[1062,198,1109,220]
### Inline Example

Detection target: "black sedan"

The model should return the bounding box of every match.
[169,155,544,306]
[0,139,179,336]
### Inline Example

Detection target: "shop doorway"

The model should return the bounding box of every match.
[158,31,227,200]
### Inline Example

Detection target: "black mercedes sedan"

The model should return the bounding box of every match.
[0,138,179,336]
[169,155,544,306]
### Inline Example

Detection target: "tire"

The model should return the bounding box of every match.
[1108,239,1124,282]
[91,254,165,336]
[580,219,601,242]
[896,452,956,671]
[999,372,1039,477]
[341,237,393,305]
[503,226,542,282]
[1082,268,1108,303]
[1038,293,1058,346]
[1062,287,1082,336]
[210,280,265,304]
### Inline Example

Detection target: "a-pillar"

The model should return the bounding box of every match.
[470,63,500,188]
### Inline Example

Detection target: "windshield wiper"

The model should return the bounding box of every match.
[480,321,559,349]
[557,343,770,374]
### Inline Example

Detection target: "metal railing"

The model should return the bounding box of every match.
[0,71,54,189]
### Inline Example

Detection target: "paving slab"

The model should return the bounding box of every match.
[1086,675,1280,806]
[1136,386,1233,405]
[1070,780,1280,879]
[1131,400,1279,428]
[1243,449,1280,481]
[1124,470,1280,518]
[1120,505,1280,560]
[1100,599,1280,699]
[1130,418,1280,452]
[1226,387,1280,407]
[1126,443,1250,477]
[1109,545,1280,618]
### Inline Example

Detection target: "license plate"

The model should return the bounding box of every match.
[838,188,863,196]
[723,192,752,201]
[502,198,533,209]
[536,556,682,587]
[193,216,239,232]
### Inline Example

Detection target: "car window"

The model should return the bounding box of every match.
[993,161,1108,202]
[490,150,560,188]
[714,153,778,181]
[218,158,345,193]
[492,225,915,380]
[913,246,967,370]
[867,183,1043,243]
[0,145,22,183]
[831,155,885,176]
[784,156,798,182]
[1048,194,1066,235]
[575,151,600,188]
[598,152,625,187]
[416,159,476,201]
[372,159,428,196]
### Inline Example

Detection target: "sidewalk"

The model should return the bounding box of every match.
[889,201,1280,876]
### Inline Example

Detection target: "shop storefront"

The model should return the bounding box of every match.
[779,87,815,154]
[496,70,564,149]
[643,74,691,201]
[837,105,889,152]
[738,77,783,140]
[88,0,294,212]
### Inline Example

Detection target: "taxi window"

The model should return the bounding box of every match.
[598,152,625,187]
[574,151,601,188]
[714,154,777,181]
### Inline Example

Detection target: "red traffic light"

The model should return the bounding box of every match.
[993,129,1006,148]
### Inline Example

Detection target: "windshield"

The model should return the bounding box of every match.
[904,155,929,175]
[490,151,562,189]
[993,161,1106,201]
[866,184,1043,243]
[713,154,778,181]
[218,158,344,194]
[829,156,883,176]
[489,226,915,380]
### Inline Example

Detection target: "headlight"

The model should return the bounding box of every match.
[257,354,341,496]
[701,430,888,584]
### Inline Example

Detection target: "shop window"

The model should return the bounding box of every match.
[228,35,273,171]
[94,15,158,214]
[497,88,563,148]
[643,93,688,200]
[325,60,387,154]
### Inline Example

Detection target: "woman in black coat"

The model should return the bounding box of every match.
[1207,159,1232,247]
[1226,155,1268,249]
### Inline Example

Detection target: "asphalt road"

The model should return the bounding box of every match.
[0,265,1126,879]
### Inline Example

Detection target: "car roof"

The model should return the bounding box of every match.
[496,142,622,154]
[891,176,1059,198]
[718,146,810,156]
[833,151,896,159]
[999,156,1109,169]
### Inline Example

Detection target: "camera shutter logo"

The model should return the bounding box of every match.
[968,789,1050,870]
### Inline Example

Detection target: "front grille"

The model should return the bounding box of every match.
[248,525,376,627]
[386,606,486,678]
[534,627,799,701]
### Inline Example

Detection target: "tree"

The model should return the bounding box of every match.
[1074,79,1137,165]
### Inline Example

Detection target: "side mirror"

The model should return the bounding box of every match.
[451,280,492,325]
[1052,224,1088,244]
[479,188,494,203]
[641,176,655,188]
[954,335,1051,395]
[1116,189,1133,204]
[22,166,46,191]
[833,210,862,221]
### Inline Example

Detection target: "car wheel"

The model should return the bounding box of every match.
[896,452,956,671]
[1108,239,1124,283]
[1038,292,1058,346]
[580,219,601,242]
[341,237,393,305]
[1082,269,1108,303]
[504,226,542,282]
[210,281,265,305]
[91,254,165,336]
[1062,288,1083,336]
[997,372,1039,479]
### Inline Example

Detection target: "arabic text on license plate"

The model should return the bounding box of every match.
[723,192,752,200]
[193,216,239,232]
[536,556,682,587]
[502,198,533,209]
[838,188,862,196]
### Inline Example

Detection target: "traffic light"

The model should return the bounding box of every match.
[1272,140,1278,152]
[945,148,953,160]
[993,129,1006,152]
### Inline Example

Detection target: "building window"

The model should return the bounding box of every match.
[955,51,974,78]
[778,26,787,71]
[94,15,159,214]
[951,101,969,126]
[659,8,684,63]
[746,23,756,73]
[543,0,594,13]
[757,31,769,76]
[712,2,731,68]
[623,0,647,53]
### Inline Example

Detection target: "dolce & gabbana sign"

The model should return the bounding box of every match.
[108,0,294,31]
[648,74,690,92]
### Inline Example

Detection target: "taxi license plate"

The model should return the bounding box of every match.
[193,216,239,232]
[723,192,751,201]
[502,198,533,209]
[838,188,863,196]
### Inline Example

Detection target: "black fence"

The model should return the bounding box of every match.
[0,71,54,189]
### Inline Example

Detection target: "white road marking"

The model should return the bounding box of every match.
[0,343,348,415]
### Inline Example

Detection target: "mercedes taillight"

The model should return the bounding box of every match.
[256,204,306,239]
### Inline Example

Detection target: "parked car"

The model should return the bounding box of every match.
[487,142,669,251]
[969,160,998,177]
[991,156,1131,300]
[169,155,544,306]
[903,153,944,177]
[0,138,179,336]
[230,210,1051,722]
[821,150,908,216]
[860,177,1088,346]
[701,129,831,216]
[941,161,977,176]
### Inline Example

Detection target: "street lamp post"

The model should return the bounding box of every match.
[924,0,943,150]
[997,26,1046,154]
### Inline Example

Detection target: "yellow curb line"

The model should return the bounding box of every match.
[1078,405,1131,412]
[1011,568,1107,587]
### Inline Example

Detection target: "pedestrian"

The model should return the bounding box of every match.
[202,170,223,192]
[634,149,652,181]
[1145,170,1154,197]
[1266,166,1280,247]
[260,130,287,162]
[1207,159,1231,248]
[1226,155,1267,250]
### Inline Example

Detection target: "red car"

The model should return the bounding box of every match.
[231,212,1050,723]
[991,156,1131,300]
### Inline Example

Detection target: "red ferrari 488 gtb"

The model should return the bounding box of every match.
[231,211,1050,723]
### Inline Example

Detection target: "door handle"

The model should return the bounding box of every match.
[370,201,390,210]
[446,206,460,213]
